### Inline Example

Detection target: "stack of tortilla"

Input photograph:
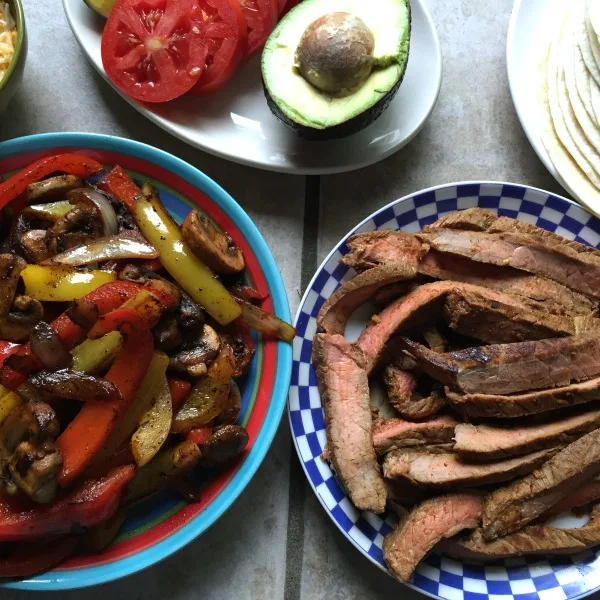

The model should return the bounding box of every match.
[540,0,600,215]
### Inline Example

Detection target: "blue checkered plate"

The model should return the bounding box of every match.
[289,182,600,600]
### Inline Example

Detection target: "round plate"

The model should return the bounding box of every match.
[290,181,600,600]
[62,0,441,175]
[0,132,292,590]
[507,0,576,199]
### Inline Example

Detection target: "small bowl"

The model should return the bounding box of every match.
[0,0,26,114]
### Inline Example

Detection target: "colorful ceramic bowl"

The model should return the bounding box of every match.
[0,132,292,590]
[0,0,26,114]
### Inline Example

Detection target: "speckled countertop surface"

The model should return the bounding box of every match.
[0,0,583,598]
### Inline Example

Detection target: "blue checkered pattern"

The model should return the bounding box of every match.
[288,183,600,600]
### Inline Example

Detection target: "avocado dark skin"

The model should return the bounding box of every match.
[263,2,411,141]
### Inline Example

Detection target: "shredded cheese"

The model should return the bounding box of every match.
[0,3,16,82]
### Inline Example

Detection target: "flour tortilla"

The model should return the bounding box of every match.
[591,74,600,121]
[587,14,600,68]
[540,23,600,215]
[549,18,600,188]
[574,36,599,125]
[562,18,600,174]
[588,0,600,37]
[578,5,600,85]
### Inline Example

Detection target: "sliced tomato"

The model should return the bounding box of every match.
[274,0,286,14]
[280,0,300,16]
[188,0,248,94]
[240,0,279,57]
[101,0,208,103]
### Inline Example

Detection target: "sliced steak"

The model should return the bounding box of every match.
[383,494,483,583]
[482,428,600,540]
[382,448,554,489]
[372,279,428,306]
[356,281,459,373]
[444,287,600,344]
[384,364,447,420]
[423,327,446,353]
[317,264,417,335]
[419,228,600,300]
[340,230,426,270]
[419,252,597,317]
[446,378,600,418]
[541,478,600,519]
[453,409,600,460]
[312,333,386,513]
[401,334,600,396]
[425,208,499,232]
[443,504,600,559]
[372,415,457,456]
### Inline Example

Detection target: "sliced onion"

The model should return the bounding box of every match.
[68,188,119,236]
[44,231,159,267]
[238,299,296,342]
[30,321,73,370]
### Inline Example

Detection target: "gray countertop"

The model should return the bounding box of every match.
[0,0,589,598]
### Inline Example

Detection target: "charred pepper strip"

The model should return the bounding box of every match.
[0,465,135,542]
[57,314,154,487]
[0,536,78,578]
[167,378,191,411]
[0,154,103,209]
[97,165,141,212]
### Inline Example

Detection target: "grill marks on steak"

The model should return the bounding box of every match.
[401,334,600,396]
[443,503,600,560]
[317,264,417,335]
[482,428,600,540]
[419,228,600,300]
[382,448,554,489]
[384,365,447,420]
[312,334,386,513]
[444,287,600,344]
[445,378,600,418]
[383,494,483,582]
[453,409,600,460]
[372,415,457,457]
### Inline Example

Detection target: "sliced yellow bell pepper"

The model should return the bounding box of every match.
[133,184,241,326]
[0,391,23,426]
[71,331,123,375]
[23,200,74,221]
[21,265,116,302]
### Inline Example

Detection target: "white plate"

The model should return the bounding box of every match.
[63,0,442,174]
[507,0,575,198]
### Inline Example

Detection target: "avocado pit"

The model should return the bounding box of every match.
[295,12,375,95]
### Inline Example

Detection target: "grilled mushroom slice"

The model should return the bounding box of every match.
[169,325,221,377]
[26,175,83,203]
[20,230,50,263]
[45,205,103,256]
[199,425,249,468]
[182,210,244,274]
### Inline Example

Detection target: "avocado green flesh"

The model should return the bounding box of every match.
[262,0,410,131]
[83,0,115,18]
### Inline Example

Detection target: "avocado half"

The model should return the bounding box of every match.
[261,0,411,141]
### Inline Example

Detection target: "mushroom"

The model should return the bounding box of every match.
[169,324,221,377]
[0,401,63,504]
[181,210,245,274]
[0,254,43,342]
[198,425,249,468]
[26,175,83,204]
[20,230,49,263]
[45,204,103,256]
[154,313,184,351]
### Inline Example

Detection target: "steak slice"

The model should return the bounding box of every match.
[317,264,417,335]
[384,364,447,420]
[401,334,600,396]
[425,208,499,232]
[419,228,600,300]
[446,378,600,418]
[312,334,386,513]
[541,478,600,519]
[418,252,597,317]
[482,428,600,540]
[383,494,483,583]
[442,503,600,559]
[444,287,600,344]
[372,415,457,457]
[382,448,553,489]
[340,230,427,270]
[453,409,600,460]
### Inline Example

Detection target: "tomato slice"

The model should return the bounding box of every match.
[280,0,299,16]
[101,0,208,103]
[274,0,286,14]
[188,0,248,94]
[240,0,279,57]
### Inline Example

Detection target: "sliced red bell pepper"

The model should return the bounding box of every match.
[0,154,103,210]
[0,465,134,542]
[230,285,269,303]
[185,425,212,446]
[57,314,154,486]
[97,166,141,212]
[168,377,191,411]
[139,258,163,272]
[1,281,143,390]
[0,536,78,578]
[0,341,20,369]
